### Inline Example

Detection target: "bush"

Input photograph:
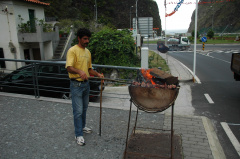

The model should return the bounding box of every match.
[87,28,140,67]
[192,30,200,38]
[207,29,214,39]
[55,19,73,33]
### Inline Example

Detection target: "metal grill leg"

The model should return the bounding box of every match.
[171,103,175,159]
[99,79,104,136]
[124,98,133,159]
[133,108,139,135]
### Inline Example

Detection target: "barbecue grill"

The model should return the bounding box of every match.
[129,85,179,113]
[124,68,180,159]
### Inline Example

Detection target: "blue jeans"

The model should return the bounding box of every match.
[70,80,90,137]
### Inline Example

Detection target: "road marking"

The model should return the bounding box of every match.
[221,122,240,157]
[198,52,231,64]
[204,93,214,104]
[228,123,240,126]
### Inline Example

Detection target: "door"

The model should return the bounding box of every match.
[32,48,41,60]
[24,49,30,64]
[0,48,6,68]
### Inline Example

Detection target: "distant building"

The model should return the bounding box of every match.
[0,0,60,71]
[175,32,191,38]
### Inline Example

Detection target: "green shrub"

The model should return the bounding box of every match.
[207,29,214,39]
[87,28,140,67]
[191,30,200,38]
[18,15,52,33]
[56,19,72,33]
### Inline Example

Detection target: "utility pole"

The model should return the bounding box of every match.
[130,6,133,30]
[193,0,198,82]
[135,0,138,55]
[210,6,214,30]
[95,0,97,22]
[164,0,167,46]
[165,0,168,64]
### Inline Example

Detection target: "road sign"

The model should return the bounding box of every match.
[133,17,153,37]
[201,36,207,42]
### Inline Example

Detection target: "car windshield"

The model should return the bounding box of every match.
[182,38,188,42]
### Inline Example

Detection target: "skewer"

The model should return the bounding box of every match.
[72,76,132,84]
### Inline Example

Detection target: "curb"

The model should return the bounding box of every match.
[202,116,226,159]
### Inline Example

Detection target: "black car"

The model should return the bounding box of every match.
[0,61,104,100]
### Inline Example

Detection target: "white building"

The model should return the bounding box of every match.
[0,0,59,71]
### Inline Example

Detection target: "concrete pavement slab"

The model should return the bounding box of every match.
[0,95,165,159]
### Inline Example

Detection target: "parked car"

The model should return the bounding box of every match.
[0,61,104,100]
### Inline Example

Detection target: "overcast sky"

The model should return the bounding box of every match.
[155,0,198,32]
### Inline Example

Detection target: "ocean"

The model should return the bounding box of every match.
[165,29,188,35]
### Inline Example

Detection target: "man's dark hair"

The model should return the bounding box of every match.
[77,28,91,39]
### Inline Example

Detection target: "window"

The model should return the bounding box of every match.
[39,65,60,75]
[11,68,33,81]
[182,38,188,43]
[60,65,68,74]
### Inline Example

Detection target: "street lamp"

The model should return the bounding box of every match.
[130,6,133,30]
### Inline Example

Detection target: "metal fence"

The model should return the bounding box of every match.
[0,58,140,100]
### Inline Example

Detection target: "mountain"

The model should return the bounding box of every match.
[188,0,240,34]
[42,0,162,35]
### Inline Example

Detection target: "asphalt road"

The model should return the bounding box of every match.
[145,43,240,159]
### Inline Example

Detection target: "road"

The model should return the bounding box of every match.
[189,43,240,51]
[145,43,240,159]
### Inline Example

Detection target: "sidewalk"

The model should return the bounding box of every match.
[0,53,226,159]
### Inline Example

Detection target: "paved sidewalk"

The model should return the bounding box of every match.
[0,51,226,159]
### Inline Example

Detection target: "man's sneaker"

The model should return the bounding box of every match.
[83,127,92,134]
[75,136,85,146]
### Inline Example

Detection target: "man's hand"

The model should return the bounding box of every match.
[98,73,104,79]
[67,66,88,80]
[89,68,104,79]
[79,70,88,80]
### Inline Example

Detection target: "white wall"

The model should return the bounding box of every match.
[0,0,47,70]
[44,41,53,60]
[13,1,45,24]
[0,1,14,58]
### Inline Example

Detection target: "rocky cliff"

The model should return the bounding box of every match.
[188,0,240,34]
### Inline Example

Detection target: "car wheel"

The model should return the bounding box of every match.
[61,92,71,100]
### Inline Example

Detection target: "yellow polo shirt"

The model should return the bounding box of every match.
[65,45,92,81]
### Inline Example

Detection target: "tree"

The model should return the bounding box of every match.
[207,29,214,39]
[191,30,200,38]
[41,0,72,19]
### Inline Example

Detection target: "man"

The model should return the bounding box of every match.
[66,28,104,146]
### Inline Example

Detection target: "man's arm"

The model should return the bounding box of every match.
[89,68,104,78]
[67,66,88,80]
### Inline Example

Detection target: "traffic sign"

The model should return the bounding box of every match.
[201,36,207,42]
